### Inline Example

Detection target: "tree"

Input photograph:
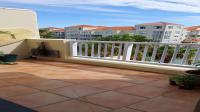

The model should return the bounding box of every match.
[95,34,151,42]
[39,29,55,39]
[0,31,16,39]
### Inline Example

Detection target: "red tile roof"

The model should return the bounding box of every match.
[52,29,65,32]
[183,38,200,43]
[94,26,135,31]
[185,26,200,31]
[70,25,105,28]
[137,21,182,26]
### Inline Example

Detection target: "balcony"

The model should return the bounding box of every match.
[0,39,200,112]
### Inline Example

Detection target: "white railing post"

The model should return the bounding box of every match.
[70,41,78,57]
[104,43,107,58]
[122,43,133,61]
[160,45,168,63]
[192,47,200,64]
[111,43,115,59]
[118,43,123,60]
[97,43,101,58]
[151,45,158,62]
[181,45,191,64]
[142,44,149,61]
[133,44,140,61]
[85,43,88,56]
[170,45,180,64]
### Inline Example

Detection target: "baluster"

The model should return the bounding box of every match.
[84,43,88,56]
[133,44,140,61]
[151,45,158,62]
[170,45,180,64]
[111,43,115,59]
[104,43,107,58]
[122,43,133,61]
[78,42,82,56]
[98,43,101,58]
[192,47,200,64]
[142,44,149,61]
[118,43,122,60]
[181,45,191,64]
[160,45,168,63]
[70,41,77,57]
[91,43,94,58]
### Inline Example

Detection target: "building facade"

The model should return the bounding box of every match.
[65,25,135,40]
[43,27,65,39]
[135,22,186,43]
[183,26,200,43]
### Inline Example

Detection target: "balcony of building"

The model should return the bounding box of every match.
[0,39,200,112]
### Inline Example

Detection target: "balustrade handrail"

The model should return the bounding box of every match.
[69,40,200,68]
[71,40,200,46]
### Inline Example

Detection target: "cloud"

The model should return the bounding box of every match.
[1,0,200,13]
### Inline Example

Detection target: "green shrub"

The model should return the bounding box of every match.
[0,51,4,56]
[169,75,184,85]
[169,75,198,90]
[178,75,197,90]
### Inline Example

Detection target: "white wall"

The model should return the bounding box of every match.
[0,7,40,59]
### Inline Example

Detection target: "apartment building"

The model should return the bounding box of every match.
[183,26,200,43]
[65,25,135,40]
[135,22,186,43]
[92,27,135,37]
[42,27,65,39]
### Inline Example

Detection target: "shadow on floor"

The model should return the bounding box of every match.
[0,98,37,112]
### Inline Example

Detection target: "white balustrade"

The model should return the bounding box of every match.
[70,40,200,67]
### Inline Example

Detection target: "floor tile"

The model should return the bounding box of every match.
[0,85,39,98]
[0,80,15,87]
[81,91,146,109]
[48,85,106,98]
[129,97,195,112]
[0,72,28,79]
[117,85,171,98]
[121,76,158,84]
[85,80,135,90]
[163,89,200,103]
[25,80,73,90]
[111,107,142,112]
[7,76,44,84]
[7,92,68,108]
[36,100,110,112]
[146,79,176,89]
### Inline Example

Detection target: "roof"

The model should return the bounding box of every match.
[94,26,135,31]
[52,29,65,32]
[43,27,64,32]
[137,21,182,26]
[183,38,200,43]
[70,25,105,28]
[185,26,200,31]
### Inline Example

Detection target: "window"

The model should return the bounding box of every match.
[176,26,182,29]
[165,31,172,36]
[140,32,146,34]
[140,26,146,29]
[175,31,180,34]
[154,26,162,29]
[168,26,173,29]
[164,36,170,39]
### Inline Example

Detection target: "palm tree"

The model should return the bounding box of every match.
[39,29,55,39]
[0,31,16,39]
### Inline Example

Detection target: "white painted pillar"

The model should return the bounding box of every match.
[122,43,133,61]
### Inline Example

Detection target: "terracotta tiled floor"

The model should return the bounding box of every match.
[0,59,199,112]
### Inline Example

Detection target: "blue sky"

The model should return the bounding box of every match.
[0,0,200,28]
